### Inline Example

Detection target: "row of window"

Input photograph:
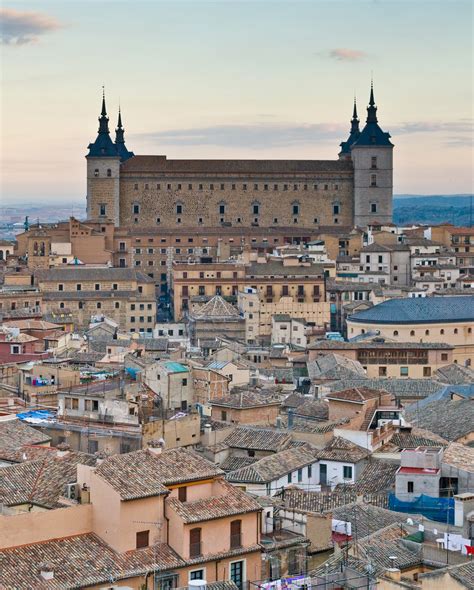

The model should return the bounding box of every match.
[149,216,333,225]
[131,201,343,217]
[133,182,341,192]
[355,327,472,336]
[57,283,145,294]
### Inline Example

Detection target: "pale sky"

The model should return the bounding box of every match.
[1,0,473,203]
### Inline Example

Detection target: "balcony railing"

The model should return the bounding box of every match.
[230,533,242,549]
[189,541,202,558]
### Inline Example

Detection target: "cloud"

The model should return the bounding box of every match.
[328,48,367,61]
[0,7,61,45]
[133,122,346,149]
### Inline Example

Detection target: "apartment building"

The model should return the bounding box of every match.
[34,267,156,332]
[0,446,263,589]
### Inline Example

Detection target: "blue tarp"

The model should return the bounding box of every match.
[388,493,455,524]
[17,409,56,424]
[125,367,141,380]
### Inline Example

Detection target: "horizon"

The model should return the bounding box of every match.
[1,0,473,201]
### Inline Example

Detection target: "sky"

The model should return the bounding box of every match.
[1,0,473,203]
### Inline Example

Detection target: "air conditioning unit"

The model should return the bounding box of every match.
[65,483,79,501]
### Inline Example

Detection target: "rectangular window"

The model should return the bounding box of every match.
[136,530,150,549]
[230,561,244,590]
[133,204,140,214]
[287,473,292,484]
[333,204,340,215]
[99,204,106,216]
[307,464,312,478]
[407,481,414,493]
[343,465,353,480]
[371,203,377,213]
[189,528,202,558]
[297,469,303,482]
[178,486,187,502]
[190,570,204,581]
[400,366,409,376]
[230,519,242,549]
[371,156,377,169]
[370,174,377,187]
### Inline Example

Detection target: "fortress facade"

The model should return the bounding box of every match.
[86,85,393,229]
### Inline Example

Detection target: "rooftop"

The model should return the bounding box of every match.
[405,398,474,441]
[223,426,292,452]
[35,267,155,283]
[167,480,261,523]
[316,436,370,463]
[349,295,474,325]
[210,390,280,409]
[325,386,388,404]
[94,447,223,500]
[0,417,51,462]
[226,443,318,483]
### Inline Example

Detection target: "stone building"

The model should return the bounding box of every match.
[86,85,393,229]
[34,267,156,332]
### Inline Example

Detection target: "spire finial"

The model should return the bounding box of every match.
[366,78,378,123]
[117,105,123,130]
[101,86,107,117]
[352,94,358,120]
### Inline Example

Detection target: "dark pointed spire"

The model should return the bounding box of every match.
[350,96,360,134]
[98,86,110,134]
[86,88,118,158]
[366,79,378,123]
[114,106,134,162]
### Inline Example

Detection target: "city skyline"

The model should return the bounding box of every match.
[1,0,473,202]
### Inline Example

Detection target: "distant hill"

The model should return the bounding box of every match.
[393,195,473,226]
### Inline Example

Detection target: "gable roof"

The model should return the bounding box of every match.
[223,426,292,452]
[404,398,474,441]
[0,452,96,508]
[226,444,318,483]
[94,447,223,501]
[307,353,367,381]
[325,387,387,403]
[316,437,370,463]
[0,418,51,461]
[192,295,240,320]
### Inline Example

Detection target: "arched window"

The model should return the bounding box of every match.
[410,330,415,336]
[393,330,399,336]
[440,329,445,335]
[425,329,430,336]
[454,328,458,334]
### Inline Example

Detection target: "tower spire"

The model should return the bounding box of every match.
[114,106,134,162]
[351,95,360,134]
[98,86,110,134]
[366,79,378,123]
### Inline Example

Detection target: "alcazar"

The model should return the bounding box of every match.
[86,84,393,230]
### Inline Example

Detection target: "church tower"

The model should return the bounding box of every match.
[350,83,394,226]
[86,90,121,225]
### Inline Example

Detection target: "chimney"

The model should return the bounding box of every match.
[56,442,71,457]
[385,568,401,581]
[148,439,165,455]
[94,451,107,465]
[39,563,54,581]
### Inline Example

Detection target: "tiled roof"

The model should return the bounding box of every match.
[308,340,452,350]
[210,391,280,408]
[332,503,418,539]
[193,295,241,319]
[0,533,183,590]
[277,487,357,512]
[420,561,474,588]
[121,155,353,174]
[327,378,442,399]
[349,295,474,324]
[280,415,350,434]
[223,426,292,452]
[442,442,474,473]
[316,437,369,463]
[335,459,398,495]
[95,448,223,500]
[384,428,448,451]
[226,444,318,483]
[0,452,96,508]
[292,399,329,420]
[435,363,474,385]
[405,398,474,441]
[219,456,258,472]
[167,480,261,523]
[35,267,154,283]
[0,418,51,461]
[307,354,367,381]
[325,386,387,403]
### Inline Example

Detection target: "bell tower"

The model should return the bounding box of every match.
[86,90,121,225]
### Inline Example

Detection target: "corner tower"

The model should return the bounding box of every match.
[350,82,394,226]
[339,97,360,160]
[86,90,121,225]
